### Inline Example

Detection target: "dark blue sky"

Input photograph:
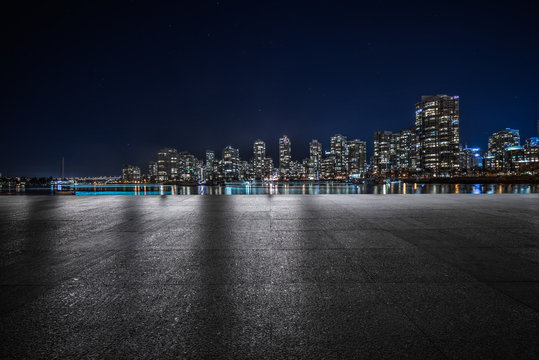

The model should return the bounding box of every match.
[2,0,539,177]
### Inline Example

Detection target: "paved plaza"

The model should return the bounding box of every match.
[1,195,539,359]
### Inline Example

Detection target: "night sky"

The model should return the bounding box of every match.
[2,1,539,177]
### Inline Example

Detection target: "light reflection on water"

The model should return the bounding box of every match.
[74,183,537,195]
[2,183,538,195]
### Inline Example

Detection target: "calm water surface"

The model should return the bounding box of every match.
[2,182,539,195]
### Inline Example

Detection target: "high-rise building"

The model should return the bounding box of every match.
[330,134,348,178]
[373,131,395,175]
[415,95,460,176]
[488,128,520,153]
[309,139,322,180]
[240,160,249,179]
[279,135,291,178]
[395,128,417,172]
[178,151,197,181]
[321,156,335,180]
[205,150,215,170]
[485,128,520,171]
[157,148,179,181]
[121,164,141,181]
[264,157,274,179]
[300,158,310,179]
[203,150,215,181]
[253,139,266,180]
[222,145,240,181]
[148,161,157,181]
[347,139,367,177]
[195,158,204,182]
[289,160,300,179]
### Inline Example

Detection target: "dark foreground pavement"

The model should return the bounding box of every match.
[1,195,539,359]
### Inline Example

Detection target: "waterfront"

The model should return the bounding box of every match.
[1,182,539,195]
[1,195,539,359]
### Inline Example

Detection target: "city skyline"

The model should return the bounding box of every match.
[3,94,539,178]
[138,94,537,183]
[2,1,539,176]
[137,112,538,182]
[2,92,539,178]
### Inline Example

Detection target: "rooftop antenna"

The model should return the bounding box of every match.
[62,157,65,179]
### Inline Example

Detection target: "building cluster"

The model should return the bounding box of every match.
[139,134,367,183]
[370,95,538,177]
[482,128,539,174]
[121,95,539,182]
[372,95,461,177]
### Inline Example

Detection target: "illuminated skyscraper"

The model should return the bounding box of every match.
[373,131,395,175]
[203,150,215,181]
[178,151,197,181]
[253,139,266,180]
[321,155,334,180]
[309,139,322,180]
[289,160,300,179]
[415,95,460,176]
[206,150,215,170]
[488,128,520,153]
[279,135,291,178]
[148,161,157,181]
[157,148,179,181]
[264,157,274,178]
[485,128,520,171]
[347,139,367,177]
[330,134,348,178]
[395,128,417,172]
[222,145,240,181]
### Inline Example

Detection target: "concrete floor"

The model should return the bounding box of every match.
[1,195,539,359]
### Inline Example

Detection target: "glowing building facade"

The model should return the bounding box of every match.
[222,145,241,181]
[373,131,395,175]
[395,127,417,172]
[485,128,520,171]
[157,148,179,181]
[178,151,197,181]
[252,139,266,180]
[415,95,460,176]
[347,139,367,177]
[309,139,322,180]
[330,134,349,178]
[279,135,291,178]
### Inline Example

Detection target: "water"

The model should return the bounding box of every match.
[1,182,538,195]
